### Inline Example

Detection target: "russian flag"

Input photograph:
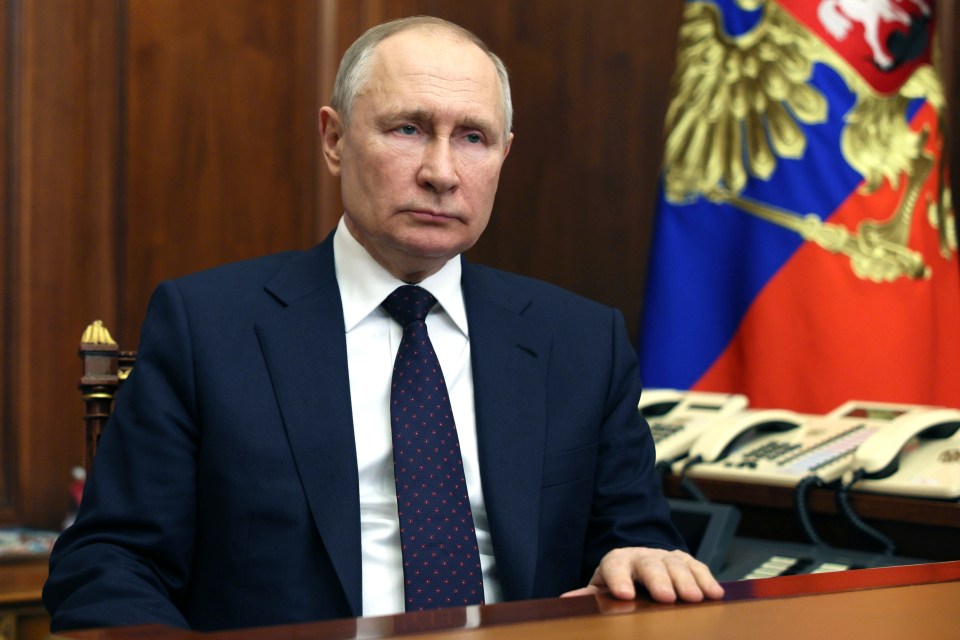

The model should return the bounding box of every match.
[639,0,960,414]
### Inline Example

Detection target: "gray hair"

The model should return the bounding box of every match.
[329,16,513,141]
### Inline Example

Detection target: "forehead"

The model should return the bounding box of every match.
[360,29,505,128]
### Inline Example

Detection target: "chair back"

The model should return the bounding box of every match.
[79,321,136,469]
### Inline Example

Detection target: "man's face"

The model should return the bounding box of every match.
[320,28,513,282]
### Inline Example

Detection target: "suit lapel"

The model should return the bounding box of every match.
[254,239,363,617]
[250,244,553,611]
[462,263,552,601]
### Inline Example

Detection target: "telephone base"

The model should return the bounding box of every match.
[717,537,929,582]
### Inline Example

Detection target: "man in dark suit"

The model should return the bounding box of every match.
[44,16,722,632]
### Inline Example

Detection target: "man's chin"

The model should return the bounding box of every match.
[399,232,474,260]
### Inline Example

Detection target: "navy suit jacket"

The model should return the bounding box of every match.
[44,234,683,631]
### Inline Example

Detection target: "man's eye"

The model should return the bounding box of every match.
[465,133,483,144]
[398,124,418,135]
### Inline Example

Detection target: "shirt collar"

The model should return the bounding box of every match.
[333,216,468,336]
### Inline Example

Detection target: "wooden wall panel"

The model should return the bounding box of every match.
[0,0,11,520]
[3,0,122,526]
[119,0,323,345]
[459,1,683,338]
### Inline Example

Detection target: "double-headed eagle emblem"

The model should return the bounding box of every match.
[663,0,956,282]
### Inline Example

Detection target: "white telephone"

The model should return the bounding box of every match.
[841,405,960,499]
[679,401,947,488]
[638,389,749,463]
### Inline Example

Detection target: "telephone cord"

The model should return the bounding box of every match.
[836,471,897,556]
[794,475,828,547]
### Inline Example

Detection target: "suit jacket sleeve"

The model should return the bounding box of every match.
[580,305,685,576]
[44,281,199,631]
[465,263,686,597]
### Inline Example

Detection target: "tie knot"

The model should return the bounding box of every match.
[381,285,438,327]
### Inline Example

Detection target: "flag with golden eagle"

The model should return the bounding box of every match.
[639,0,959,414]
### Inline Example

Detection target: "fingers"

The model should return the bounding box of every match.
[637,552,682,603]
[689,557,725,600]
[662,554,707,602]
[559,585,600,598]
[642,550,725,603]
[595,551,639,600]
[592,548,725,604]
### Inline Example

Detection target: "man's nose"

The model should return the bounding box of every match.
[417,139,460,193]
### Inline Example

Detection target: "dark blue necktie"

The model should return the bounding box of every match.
[381,285,485,611]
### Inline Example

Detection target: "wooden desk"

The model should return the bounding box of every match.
[663,475,960,560]
[58,560,960,640]
[0,557,50,640]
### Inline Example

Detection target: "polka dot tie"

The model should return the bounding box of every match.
[381,285,485,611]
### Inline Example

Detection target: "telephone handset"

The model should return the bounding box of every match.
[638,388,694,416]
[683,409,805,466]
[677,402,944,487]
[637,389,749,462]
[842,406,960,499]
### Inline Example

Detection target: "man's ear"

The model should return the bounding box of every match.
[319,106,344,177]
[502,132,514,162]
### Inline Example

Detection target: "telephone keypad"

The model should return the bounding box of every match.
[746,441,801,460]
[742,555,853,580]
[651,421,685,443]
[724,441,799,467]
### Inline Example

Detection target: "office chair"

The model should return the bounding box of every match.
[78,320,136,470]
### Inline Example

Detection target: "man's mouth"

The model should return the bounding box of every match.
[406,209,458,221]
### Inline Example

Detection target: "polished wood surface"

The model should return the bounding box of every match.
[0,556,50,640]
[1,0,124,527]
[123,0,323,336]
[0,557,47,606]
[56,561,960,640]
[0,0,11,525]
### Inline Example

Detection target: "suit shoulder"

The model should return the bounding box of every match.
[170,251,303,290]
[466,263,613,315]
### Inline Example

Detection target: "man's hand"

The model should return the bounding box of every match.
[561,547,725,603]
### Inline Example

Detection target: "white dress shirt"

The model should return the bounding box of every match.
[332,218,502,616]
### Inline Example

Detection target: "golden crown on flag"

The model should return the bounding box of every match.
[662,0,956,282]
